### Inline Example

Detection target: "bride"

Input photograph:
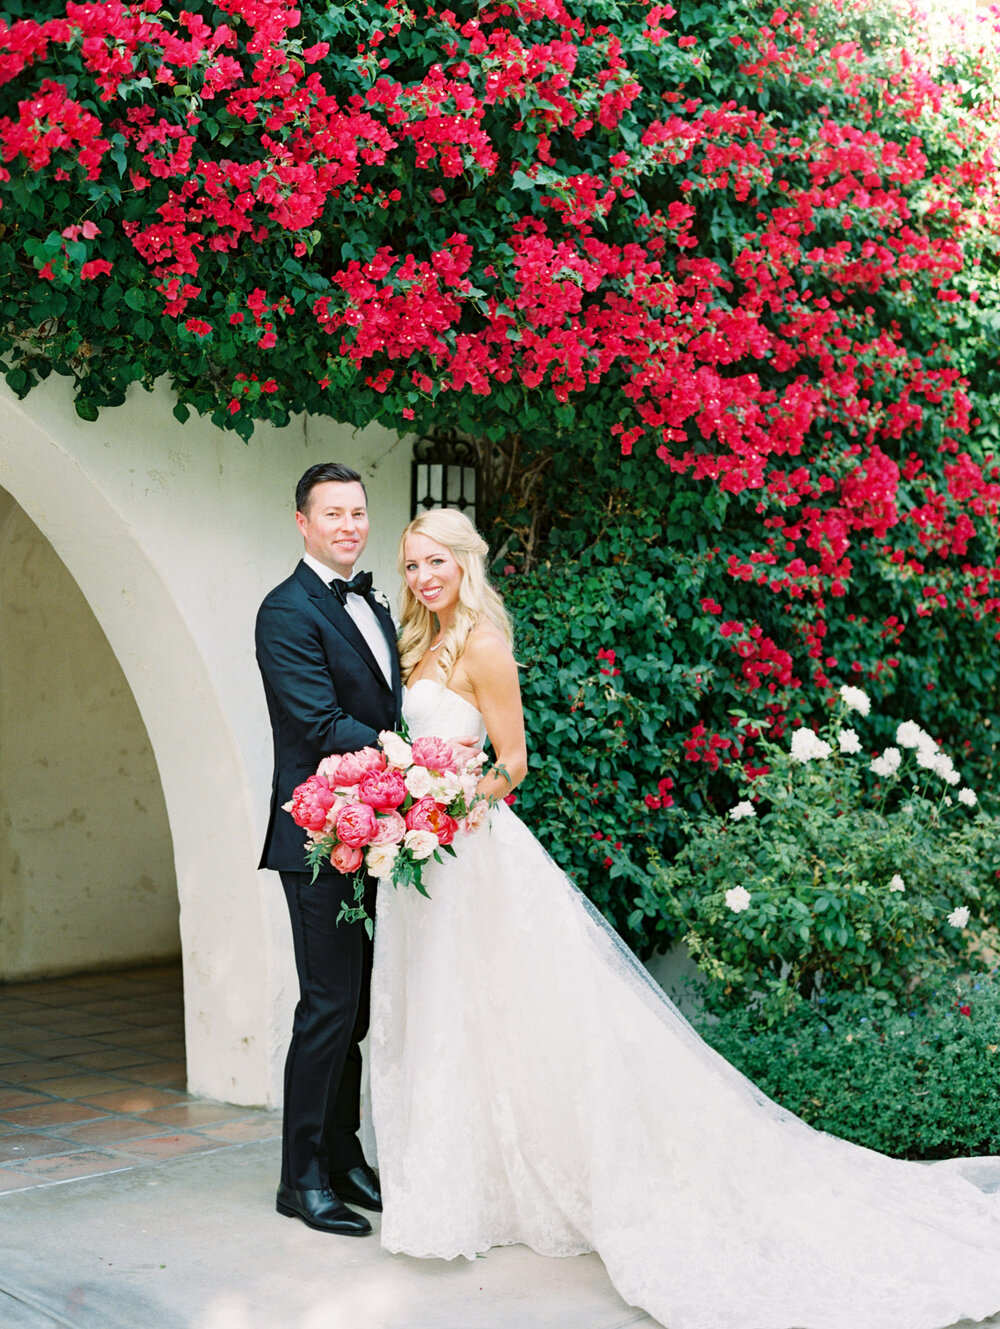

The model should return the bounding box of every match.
[369,507,1000,1329]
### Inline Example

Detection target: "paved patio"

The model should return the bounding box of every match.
[0,965,279,1191]
[3,967,1000,1329]
[0,965,652,1329]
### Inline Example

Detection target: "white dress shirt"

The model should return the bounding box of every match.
[303,553,394,687]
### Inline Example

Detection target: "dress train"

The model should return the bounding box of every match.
[368,679,1000,1329]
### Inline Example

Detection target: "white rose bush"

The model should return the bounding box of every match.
[631,687,999,1019]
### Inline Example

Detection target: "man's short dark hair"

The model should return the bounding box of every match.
[295,462,366,514]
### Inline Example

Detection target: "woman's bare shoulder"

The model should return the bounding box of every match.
[463,618,514,664]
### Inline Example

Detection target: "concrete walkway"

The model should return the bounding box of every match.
[6,1143,1000,1329]
[0,1138,655,1329]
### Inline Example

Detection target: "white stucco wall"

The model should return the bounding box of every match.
[0,377,411,1105]
[0,489,180,978]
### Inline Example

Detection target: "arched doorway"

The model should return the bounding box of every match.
[0,382,287,1108]
[0,374,413,1109]
[0,487,180,978]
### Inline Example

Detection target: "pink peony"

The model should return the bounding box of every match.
[463,799,490,833]
[370,810,406,845]
[335,746,387,785]
[285,775,336,831]
[405,796,458,846]
[316,754,343,784]
[410,735,459,774]
[358,768,408,811]
[336,802,378,848]
[329,841,364,874]
[321,796,347,835]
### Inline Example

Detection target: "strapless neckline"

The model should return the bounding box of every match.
[404,677,483,721]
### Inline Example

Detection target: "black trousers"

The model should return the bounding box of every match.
[279,870,374,1189]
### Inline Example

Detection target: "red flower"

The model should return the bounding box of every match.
[80,259,112,279]
[597,647,620,676]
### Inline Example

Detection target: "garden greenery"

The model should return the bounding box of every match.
[698,979,1000,1159]
[3,1,1000,975]
[630,686,1000,1013]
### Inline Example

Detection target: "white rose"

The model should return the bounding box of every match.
[725,886,752,914]
[404,765,435,799]
[888,874,905,893]
[404,829,439,860]
[838,685,871,716]
[838,728,862,755]
[947,905,970,929]
[915,742,939,770]
[790,729,832,763]
[870,747,901,778]
[729,801,756,821]
[896,720,926,749]
[366,842,400,880]
[379,730,413,769]
[931,752,959,785]
[958,788,978,807]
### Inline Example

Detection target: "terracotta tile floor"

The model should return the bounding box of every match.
[0,963,279,1192]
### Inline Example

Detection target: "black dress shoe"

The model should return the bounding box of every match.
[329,1163,382,1212]
[276,1184,372,1235]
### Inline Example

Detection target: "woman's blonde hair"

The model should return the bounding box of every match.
[397,508,513,684]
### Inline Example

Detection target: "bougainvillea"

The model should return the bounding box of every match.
[3,0,1000,938]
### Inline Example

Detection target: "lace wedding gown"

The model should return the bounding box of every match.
[369,679,1000,1329]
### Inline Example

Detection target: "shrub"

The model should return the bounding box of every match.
[628,686,1000,1003]
[694,977,1000,1159]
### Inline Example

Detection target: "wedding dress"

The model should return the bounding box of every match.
[369,679,1000,1329]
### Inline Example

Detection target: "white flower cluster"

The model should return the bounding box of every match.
[725,886,752,913]
[895,719,976,797]
[729,801,756,821]
[947,906,970,929]
[895,720,925,749]
[790,729,832,763]
[839,685,871,716]
[869,747,901,778]
[837,728,862,755]
[888,874,905,893]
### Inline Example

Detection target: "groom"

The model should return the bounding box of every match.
[256,461,402,1236]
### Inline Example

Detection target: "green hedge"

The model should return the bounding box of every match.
[694,977,1000,1159]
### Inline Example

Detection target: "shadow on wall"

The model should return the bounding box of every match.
[0,485,180,981]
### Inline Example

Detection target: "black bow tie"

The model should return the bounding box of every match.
[331,571,373,604]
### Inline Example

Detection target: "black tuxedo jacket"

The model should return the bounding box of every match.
[256,560,403,873]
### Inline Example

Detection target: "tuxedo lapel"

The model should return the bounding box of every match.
[294,562,395,695]
[369,595,402,702]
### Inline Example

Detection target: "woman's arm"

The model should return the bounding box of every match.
[461,627,528,802]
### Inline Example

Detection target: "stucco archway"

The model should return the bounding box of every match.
[0,486,180,978]
[0,378,412,1107]
[0,392,281,1104]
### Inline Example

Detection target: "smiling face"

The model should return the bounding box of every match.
[403,531,463,620]
[296,480,369,578]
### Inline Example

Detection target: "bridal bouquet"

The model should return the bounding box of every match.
[284,729,488,934]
